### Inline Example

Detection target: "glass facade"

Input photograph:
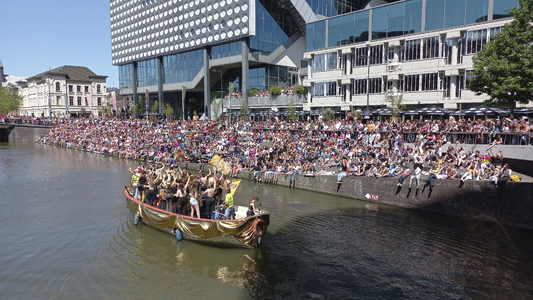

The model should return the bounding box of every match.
[305,0,367,17]
[210,41,242,59]
[493,0,518,20]
[444,0,466,28]
[425,0,445,31]
[119,64,133,89]
[312,52,338,72]
[251,0,299,55]
[162,49,203,84]
[306,0,513,51]
[137,58,158,87]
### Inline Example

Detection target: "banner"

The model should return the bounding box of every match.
[182,86,186,120]
[145,89,150,112]
[111,91,116,111]
[65,95,69,113]
[229,179,241,196]
[209,155,232,175]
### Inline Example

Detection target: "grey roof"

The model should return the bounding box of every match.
[28,65,107,82]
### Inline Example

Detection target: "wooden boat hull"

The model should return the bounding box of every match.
[124,188,270,248]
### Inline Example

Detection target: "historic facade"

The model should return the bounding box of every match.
[17,66,108,117]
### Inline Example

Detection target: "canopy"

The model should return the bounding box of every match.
[514,107,533,115]
[403,106,451,116]
[460,105,507,115]
[371,107,393,116]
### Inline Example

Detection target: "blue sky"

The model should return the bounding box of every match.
[0,0,119,87]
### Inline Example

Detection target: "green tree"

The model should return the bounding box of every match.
[163,103,174,120]
[295,85,307,95]
[385,86,405,118]
[249,88,261,97]
[288,98,296,121]
[0,84,23,114]
[323,108,335,121]
[270,86,281,96]
[130,104,138,118]
[150,100,159,114]
[240,103,249,120]
[469,0,533,115]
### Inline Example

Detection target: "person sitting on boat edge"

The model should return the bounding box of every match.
[246,196,260,217]
[223,187,235,220]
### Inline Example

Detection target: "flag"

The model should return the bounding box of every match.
[86,92,92,112]
[65,95,69,112]
[209,155,232,175]
[182,86,186,120]
[145,89,150,112]
[229,179,241,195]
[111,91,116,111]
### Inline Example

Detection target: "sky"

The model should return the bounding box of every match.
[0,0,119,87]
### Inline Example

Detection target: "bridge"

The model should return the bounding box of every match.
[0,124,53,143]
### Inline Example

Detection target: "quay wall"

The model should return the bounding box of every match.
[184,162,533,230]
[0,125,53,143]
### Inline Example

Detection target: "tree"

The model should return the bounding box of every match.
[270,86,281,96]
[323,108,335,121]
[240,103,249,120]
[468,0,533,115]
[163,103,174,120]
[385,86,405,118]
[288,98,296,121]
[130,104,138,118]
[150,100,159,114]
[0,84,22,114]
[249,88,261,97]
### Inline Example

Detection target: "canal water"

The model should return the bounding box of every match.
[1,143,533,299]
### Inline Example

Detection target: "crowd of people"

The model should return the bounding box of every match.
[38,114,529,210]
[224,87,296,99]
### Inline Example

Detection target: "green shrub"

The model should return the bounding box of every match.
[270,86,281,96]
[295,85,307,94]
[323,108,335,121]
[249,88,261,97]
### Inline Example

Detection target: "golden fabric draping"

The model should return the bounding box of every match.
[127,200,258,248]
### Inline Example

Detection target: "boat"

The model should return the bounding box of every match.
[124,187,270,248]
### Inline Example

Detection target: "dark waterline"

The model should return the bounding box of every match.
[1,143,532,299]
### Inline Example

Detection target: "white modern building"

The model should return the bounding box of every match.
[303,0,522,111]
[17,66,108,117]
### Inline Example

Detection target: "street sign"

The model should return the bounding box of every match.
[364,110,370,116]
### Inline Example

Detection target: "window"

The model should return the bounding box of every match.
[493,0,518,20]
[465,70,475,88]
[353,79,367,95]
[425,0,445,31]
[69,97,74,106]
[466,29,488,55]
[405,0,422,34]
[466,0,489,24]
[77,97,82,106]
[421,73,439,91]
[403,39,421,61]
[422,36,440,59]
[328,16,341,47]
[55,82,61,92]
[354,10,369,43]
[370,45,383,65]
[353,47,368,67]
[388,2,405,38]
[77,85,81,92]
[372,6,387,40]
[85,86,89,93]
[445,0,466,28]
[313,20,327,50]
[306,23,314,51]
[98,97,102,106]
[56,96,61,105]
[340,14,354,45]
[69,85,73,92]
[311,52,338,72]
[97,84,101,93]
[403,74,420,92]
[369,78,382,94]
[311,82,337,97]
[85,96,88,106]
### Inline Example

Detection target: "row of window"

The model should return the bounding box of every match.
[312,71,474,97]
[55,96,102,106]
[307,0,518,51]
[56,83,102,94]
[311,52,338,72]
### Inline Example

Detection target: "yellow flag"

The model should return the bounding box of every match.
[230,179,241,195]
[209,155,231,175]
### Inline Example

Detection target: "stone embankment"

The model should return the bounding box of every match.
[184,162,533,230]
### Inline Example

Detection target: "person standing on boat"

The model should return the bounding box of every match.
[201,180,217,219]
[190,182,201,218]
[129,167,141,200]
[223,187,235,220]
[175,177,190,215]
[246,197,259,217]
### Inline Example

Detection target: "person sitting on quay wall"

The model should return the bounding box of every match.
[39,115,529,197]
